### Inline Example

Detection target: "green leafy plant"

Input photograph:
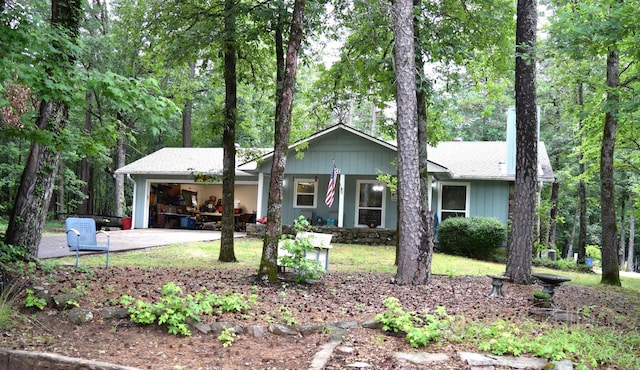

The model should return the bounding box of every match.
[278,305,298,326]
[465,320,640,368]
[218,327,236,348]
[279,216,326,283]
[375,297,451,348]
[120,282,254,336]
[24,289,47,310]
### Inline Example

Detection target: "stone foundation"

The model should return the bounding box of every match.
[245,223,396,246]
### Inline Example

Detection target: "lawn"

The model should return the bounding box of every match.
[57,237,640,290]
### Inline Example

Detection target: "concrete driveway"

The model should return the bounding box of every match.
[37,228,233,259]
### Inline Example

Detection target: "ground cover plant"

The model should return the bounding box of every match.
[0,238,638,369]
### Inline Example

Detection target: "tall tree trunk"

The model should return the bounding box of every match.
[414,0,433,285]
[577,82,587,264]
[258,0,306,282]
[599,47,620,286]
[506,0,537,285]
[219,0,238,262]
[78,90,93,214]
[114,138,125,217]
[3,0,82,258]
[393,0,423,285]
[565,211,577,259]
[182,61,196,148]
[57,162,65,221]
[619,196,626,267]
[627,191,635,272]
[548,178,559,247]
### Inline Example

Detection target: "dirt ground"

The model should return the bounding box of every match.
[1,265,638,369]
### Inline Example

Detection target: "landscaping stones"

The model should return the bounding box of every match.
[52,291,80,310]
[100,307,130,319]
[67,307,93,324]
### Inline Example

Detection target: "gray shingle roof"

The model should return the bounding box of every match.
[114,147,262,176]
[428,141,554,181]
[115,127,554,182]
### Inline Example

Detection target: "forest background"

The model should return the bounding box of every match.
[1,0,639,275]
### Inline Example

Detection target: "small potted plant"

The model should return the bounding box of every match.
[533,291,552,308]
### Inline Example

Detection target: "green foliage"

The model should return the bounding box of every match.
[218,327,236,348]
[0,242,29,265]
[278,305,298,326]
[437,217,506,259]
[466,320,640,368]
[375,297,451,348]
[585,245,601,260]
[279,216,326,283]
[24,289,47,310]
[120,282,254,336]
[532,257,594,273]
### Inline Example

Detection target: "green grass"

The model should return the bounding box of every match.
[56,238,640,290]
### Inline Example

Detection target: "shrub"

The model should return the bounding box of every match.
[437,217,506,260]
[279,216,326,283]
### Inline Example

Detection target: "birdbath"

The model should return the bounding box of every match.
[487,274,511,298]
[532,273,571,300]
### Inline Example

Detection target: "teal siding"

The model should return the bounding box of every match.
[258,130,397,176]
[432,180,510,227]
[469,180,510,225]
[261,173,398,229]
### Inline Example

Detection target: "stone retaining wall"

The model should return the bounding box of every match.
[246,223,396,246]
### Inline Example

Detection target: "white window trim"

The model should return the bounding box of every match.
[355,180,386,228]
[437,182,470,221]
[293,178,318,209]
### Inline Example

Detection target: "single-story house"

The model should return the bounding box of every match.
[115,115,554,232]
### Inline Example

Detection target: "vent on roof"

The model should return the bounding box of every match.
[453,137,463,142]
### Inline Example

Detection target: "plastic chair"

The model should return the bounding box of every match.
[65,217,110,268]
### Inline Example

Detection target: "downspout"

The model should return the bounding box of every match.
[126,174,137,230]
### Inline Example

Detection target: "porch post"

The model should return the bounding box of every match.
[257,172,264,218]
[338,172,345,227]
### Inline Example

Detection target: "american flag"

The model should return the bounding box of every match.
[325,163,338,207]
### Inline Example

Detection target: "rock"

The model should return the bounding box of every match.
[268,323,298,336]
[30,286,53,307]
[210,322,243,334]
[361,318,382,329]
[492,355,547,369]
[245,325,265,338]
[52,292,80,311]
[459,352,498,367]
[298,324,325,336]
[67,308,93,324]
[331,321,359,330]
[100,307,130,319]
[550,360,574,370]
[328,328,347,343]
[394,352,450,365]
[344,362,374,368]
[336,345,354,354]
[187,318,211,334]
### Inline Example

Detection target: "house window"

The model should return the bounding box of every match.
[294,178,317,208]
[439,183,469,222]
[356,180,385,227]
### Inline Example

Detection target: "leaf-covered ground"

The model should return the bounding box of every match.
[2,266,638,369]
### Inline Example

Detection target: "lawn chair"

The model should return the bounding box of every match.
[65,217,110,268]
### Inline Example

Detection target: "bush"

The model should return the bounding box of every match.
[437,217,506,260]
